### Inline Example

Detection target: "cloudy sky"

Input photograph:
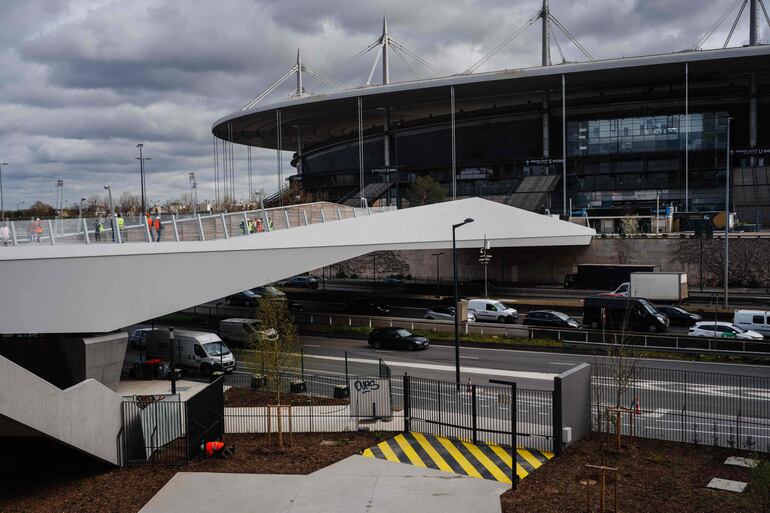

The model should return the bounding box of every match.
[0,0,763,210]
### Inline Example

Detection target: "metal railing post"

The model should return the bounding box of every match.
[320,208,326,223]
[262,211,271,232]
[511,383,518,489]
[284,208,291,228]
[47,219,55,245]
[220,213,229,239]
[144,217,153,242]
[82,218,90,244]
[337,208,342,220]
[403,374,411,432]
[471,384,478,443]
[303,209,309,226]
[352,208,357,218]
[196,214,205,241]
[242,211,249,236]
[10,221,17,245]
[553,376,563,455]
[171,215,180,241]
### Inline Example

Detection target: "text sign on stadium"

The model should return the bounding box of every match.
[731,148,770,156]
[371,167,398,174]
[526,158,564,165]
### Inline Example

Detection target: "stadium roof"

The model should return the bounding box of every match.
[212,45,770,150]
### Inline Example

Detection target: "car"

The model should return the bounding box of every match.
[368,327,429,351]
[523,310,581,329]
[250,286,287,300]
[219,318,278,344]
[466,299,518,323]
[280,276,319,289]
[733,309,770,336]
[128,327,157,348]
[655,305,702,327]
[583,296,669,333]
[688,321,764,340]
[382,276,403,285]
[288,300,304,312]
[225,290,259,306]
[345,297,390,316]
[424,306,476,322]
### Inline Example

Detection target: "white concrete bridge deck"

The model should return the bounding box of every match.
[0,198,595,334]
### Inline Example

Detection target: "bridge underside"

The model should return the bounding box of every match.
[0,198,594,334]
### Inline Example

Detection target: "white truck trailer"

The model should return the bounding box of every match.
[627,272,688,302]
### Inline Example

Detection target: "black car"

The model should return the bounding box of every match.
[523,310,582,329]
[288,300,304,312]
[656,305,702,327]
[368,327,429,351]
[345,297,390,316]
[281,276,319,289]
[225,290,259,306]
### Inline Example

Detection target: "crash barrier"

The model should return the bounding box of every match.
[592,363,770,453]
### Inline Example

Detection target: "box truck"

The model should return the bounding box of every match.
[610,272,689,303]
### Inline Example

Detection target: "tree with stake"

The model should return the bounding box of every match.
[247,296,299,449]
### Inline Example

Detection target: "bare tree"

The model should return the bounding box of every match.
[118,192,142,215]
[675,237,770,288]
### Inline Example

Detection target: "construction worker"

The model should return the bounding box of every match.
[255,218,264,233]
[33,218,43,242]
[94,219,103,242]
[201,441,233,458]
[117,214,125,241]
[153,215,163,242]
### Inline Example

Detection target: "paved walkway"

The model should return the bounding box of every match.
[362,432,554,483]
[117,379,209,400]
[139,454,508,513]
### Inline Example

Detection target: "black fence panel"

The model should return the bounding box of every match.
[592,363,770,453]
[186,378,225,460]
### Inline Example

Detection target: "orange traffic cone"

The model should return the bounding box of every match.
[634,397,641,415]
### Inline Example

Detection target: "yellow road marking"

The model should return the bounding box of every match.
[362,448,374,458]
[411,432,453,473]
[377,440,401,463]
[518,449,543,470]
[394,434,427,468]
[461,441,511,484]
[436,437,482,478]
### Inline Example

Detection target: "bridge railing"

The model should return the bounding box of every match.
[0,202,396,246]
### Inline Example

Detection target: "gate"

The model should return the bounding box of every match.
[121,394,186,465]
[403,375,555,452]
[186,377,225,459]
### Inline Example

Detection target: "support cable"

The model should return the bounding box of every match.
[761,0,770,33]
[724,0,749,48]
[242,68,297,110]
[389,39,445,76]
[366,45,384,85]
[548,13,594,61]
[465,12,539,73]
[691,0,744,49]
[550,25,566,63]
[391,44,424,80]
[303,67,349,90]
[306,40,380,92]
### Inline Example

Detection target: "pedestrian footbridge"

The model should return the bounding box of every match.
[0,198,594,334]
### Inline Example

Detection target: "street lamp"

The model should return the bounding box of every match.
[724,117,732,308]
[0,162,7,221]
[55,179,64,217]
[453,217,474,387]
[136,144,151,214]
[432,252,444,297]
[479,236,492,299]
[188,172,197,215]
[79,198,86,219]
[104,185,118,242]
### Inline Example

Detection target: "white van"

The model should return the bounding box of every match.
[467,299,519,323]
[219,318,278,345]
[733,310,770,336]
[146,329,236,375]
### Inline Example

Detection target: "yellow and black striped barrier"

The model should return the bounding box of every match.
[362,432,553,484]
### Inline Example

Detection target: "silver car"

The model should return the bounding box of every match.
[425,306,476,322]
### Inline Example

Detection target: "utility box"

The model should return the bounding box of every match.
[349,377,391,419]
[457,299,469,323]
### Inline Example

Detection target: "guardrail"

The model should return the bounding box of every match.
[1,202,396,246]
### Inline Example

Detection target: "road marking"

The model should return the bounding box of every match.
[549,362,574,366]
[460,356,480,360]
[304,344,321,348]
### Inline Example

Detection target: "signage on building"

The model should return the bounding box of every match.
[731,148,770,156]
[371,167,398,174]
[525,158,564,165]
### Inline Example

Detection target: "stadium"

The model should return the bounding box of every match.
[212,3,770,230]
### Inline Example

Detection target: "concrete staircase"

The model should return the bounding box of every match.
[0,354,123,465]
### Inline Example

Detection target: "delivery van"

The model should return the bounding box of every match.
[733,310,770,336]
[219,318,278,345]
[583,296,669,333]
[146,329,236,375]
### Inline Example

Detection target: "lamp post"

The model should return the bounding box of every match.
[79,198,86,219]
[136,144,151,214]
[725,117,732,308]
[432,252,444,297]
[453,218,474,388]
[55,179,64,218]
[0,162,7,221]
[188,172,197,215]
[479,235,492,298]
[104,185,118,242]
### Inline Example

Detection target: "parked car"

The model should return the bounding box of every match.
[250,286,287,300]
[368,327,429,351]
[583,296,669,333]
[688,321,764,340]
[733,310,770,336]
[523,310,581,329]
[424,306,476,322]
[128,327,157,348]
[467,299,518,323]
[225,290,259,306]
[655,305,702,327]
[280,276,319,289]
[219,318,278,345]
[345,297,390,316]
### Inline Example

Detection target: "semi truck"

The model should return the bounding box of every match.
[564,264,660,290]
[610,272,689,303]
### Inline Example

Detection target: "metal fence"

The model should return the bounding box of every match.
[592,363,770,453]
[1,202,395,246]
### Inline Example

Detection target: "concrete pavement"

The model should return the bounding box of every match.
[139,455,508,513]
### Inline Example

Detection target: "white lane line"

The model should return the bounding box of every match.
[302,354,556,380]
[549,362,575,366]
[304,344,321,348]
[375,350,395,354]
[460,356,480,360]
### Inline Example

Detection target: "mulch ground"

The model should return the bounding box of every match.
[0,432,384,513]
[501,434,765,513]
[224,388,349,407]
